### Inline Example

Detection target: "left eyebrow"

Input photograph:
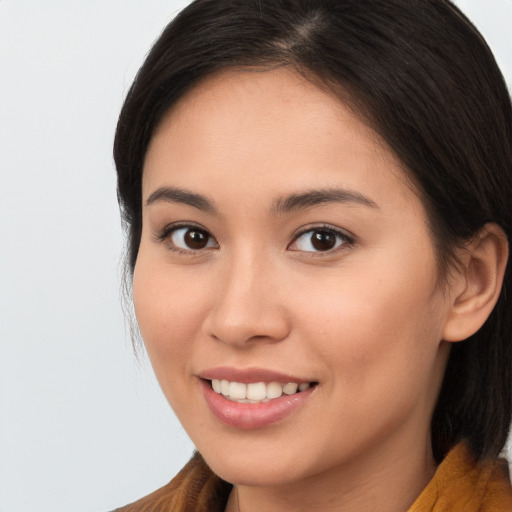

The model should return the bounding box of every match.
[145,186,217,214]
[271,188,379,214]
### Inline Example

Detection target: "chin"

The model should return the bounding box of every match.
[193,431,327,487]
[205,453,308,487]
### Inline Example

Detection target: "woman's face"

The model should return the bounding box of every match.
[134,69,455,487]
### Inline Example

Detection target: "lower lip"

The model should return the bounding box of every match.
[200,380,315,429]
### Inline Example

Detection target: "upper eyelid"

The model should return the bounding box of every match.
[156,221,212,238]
[291,224,354,241]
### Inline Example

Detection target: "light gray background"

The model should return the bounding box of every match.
[0,1,511,511]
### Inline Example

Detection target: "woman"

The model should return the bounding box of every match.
[113,0,512,510]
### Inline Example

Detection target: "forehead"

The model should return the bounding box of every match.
[143,68,418,212]
[151,67,384,158]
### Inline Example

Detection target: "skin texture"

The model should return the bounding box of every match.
[133,68,499,512]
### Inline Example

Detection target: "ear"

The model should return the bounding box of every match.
[443,223,509,342]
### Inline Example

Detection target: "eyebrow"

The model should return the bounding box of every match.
[271,188,378,213]
[145,186,217,213]
[145,186,378,215]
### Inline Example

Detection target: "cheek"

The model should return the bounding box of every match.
[294,282,446,458]
[292,250,447,394]
[132,255,209,381]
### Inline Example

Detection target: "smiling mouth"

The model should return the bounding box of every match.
[209,379,317,404]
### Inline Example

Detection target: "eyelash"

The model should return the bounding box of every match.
[156,223,218,255]
[155,223,354,256]
[289,225,354,255]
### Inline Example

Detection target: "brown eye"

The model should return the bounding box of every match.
[290,227,349,253]
[310,230,336,251]
[169,226,217,251]
[184,229,209,249]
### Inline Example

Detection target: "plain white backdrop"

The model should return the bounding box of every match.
[0,1,511,511]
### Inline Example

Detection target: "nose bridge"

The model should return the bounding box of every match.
[204,243,289,346]
[225,244,262,299]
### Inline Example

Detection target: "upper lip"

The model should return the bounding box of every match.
[198,367,314,384]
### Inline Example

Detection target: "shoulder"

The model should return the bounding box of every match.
[477,457,512,511]
[113,452,232,512]
[408,442,512,512]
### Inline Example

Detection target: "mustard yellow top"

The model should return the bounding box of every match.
[408,442,512,512]
[115,443,512,512]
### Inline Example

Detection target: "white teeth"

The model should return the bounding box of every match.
[220,379,230,395]
[229,381,247,400]
[267,382,283,399]
[211,379,221,393]
[210,379,312,402]
[247,382,267,401]
[283,382,298,395]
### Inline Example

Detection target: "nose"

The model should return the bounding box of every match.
[202,250,290,347]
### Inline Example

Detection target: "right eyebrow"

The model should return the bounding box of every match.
[145,186,217,214]
[271,188,379,214]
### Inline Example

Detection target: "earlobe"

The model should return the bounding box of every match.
[443,223,509,343]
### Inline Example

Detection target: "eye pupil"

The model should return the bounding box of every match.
[184,229,209,249]
[311,230,336,251]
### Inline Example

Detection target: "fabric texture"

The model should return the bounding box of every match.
[114,442,512,511]
[409,443,512,512]
[114,452,231,512]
